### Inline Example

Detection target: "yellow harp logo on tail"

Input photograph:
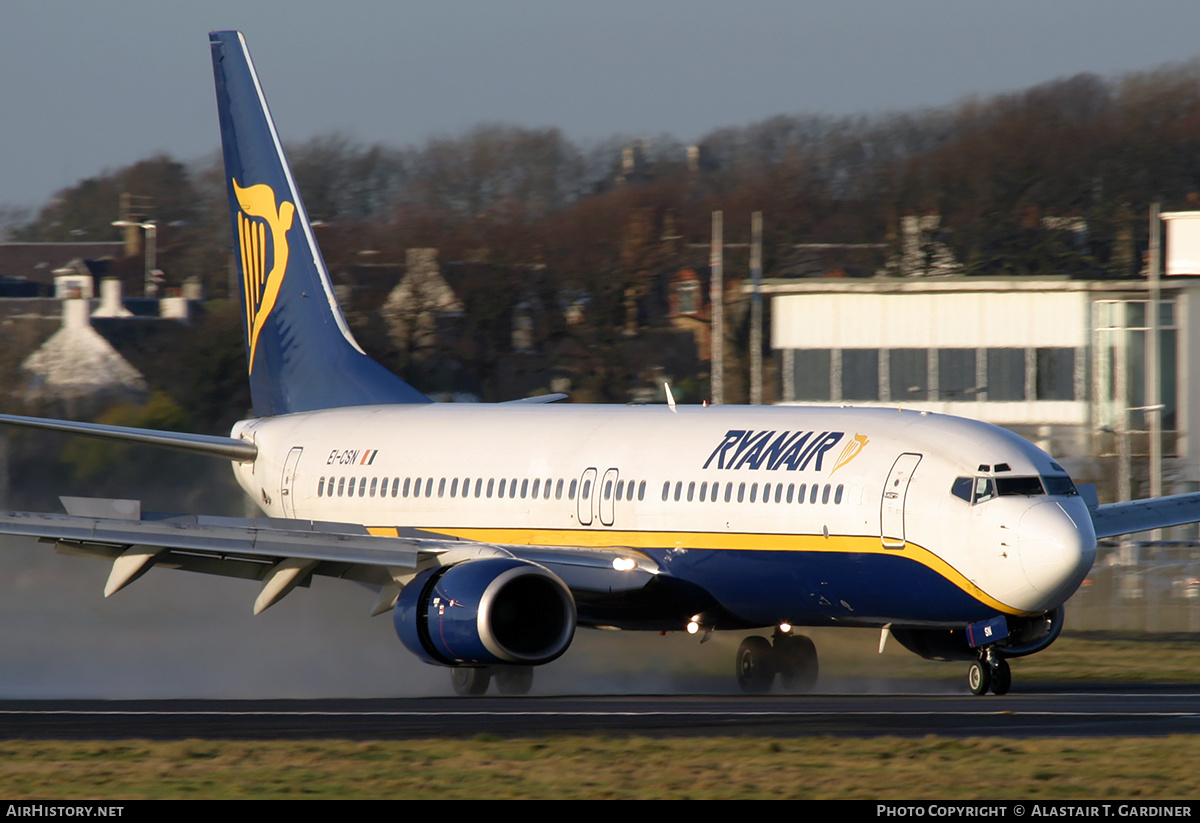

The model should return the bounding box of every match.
[233,179,295,373]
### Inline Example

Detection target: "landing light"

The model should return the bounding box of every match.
[779,623,792,633]
[686,621,699,634]
[612,557,637,571]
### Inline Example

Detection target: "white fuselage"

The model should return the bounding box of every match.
[230,403,1096,629]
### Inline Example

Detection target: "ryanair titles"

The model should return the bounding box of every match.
[703,429,845,472]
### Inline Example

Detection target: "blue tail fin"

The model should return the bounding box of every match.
[209,31,430,416]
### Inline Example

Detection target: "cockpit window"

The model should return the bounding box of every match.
[954,472,1077,503]
[995,476,1045,496]
[951,477,972,502]
[1042,474,1078,496]
[973,476,995,503]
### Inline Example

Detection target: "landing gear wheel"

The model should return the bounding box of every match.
[989,658,1011,696]
[451,667,491,696]
[777,635,819,693]
[494,666,534,696]
[967,660,991,696]
[736,636,776,694]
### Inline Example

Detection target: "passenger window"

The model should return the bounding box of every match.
[822,484,830,504]
[521,479,529,499]
[582,479,592,499]
[786,483,794,503]
[487,479,495,498]
[605,480,613,501]
[737,483,746,503]
[662,481,670,502]
[337,477,346,497]
[724,483,732,503]
[370,477,378,498]
[532,479,540,498]
[569,480,577,500]
[638,480,646,501]
[358,478,367,497]
[810,484,818,504]
[834,485,844,504]
[317,477,325,497]
[687,481,695,502]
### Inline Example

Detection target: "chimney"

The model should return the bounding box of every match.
[91,278,133,318]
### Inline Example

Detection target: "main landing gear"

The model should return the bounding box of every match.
[736,628,819,694]
[450,665,535,696]
[967,648,1011,696]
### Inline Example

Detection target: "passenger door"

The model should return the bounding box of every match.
[577,467,597,526]
[280,446,304,518]
[880,453,921,549]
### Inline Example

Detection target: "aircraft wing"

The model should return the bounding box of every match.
[0,498,657,614]
[1090,492,1200,539]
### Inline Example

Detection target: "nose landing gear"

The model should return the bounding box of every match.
[967,648,1011,696]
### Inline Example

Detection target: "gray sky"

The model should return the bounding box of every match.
[3,1,1200,211]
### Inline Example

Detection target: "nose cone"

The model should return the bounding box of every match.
[1017,501,1096,610]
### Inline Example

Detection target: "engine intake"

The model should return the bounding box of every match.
[395,557,576,666]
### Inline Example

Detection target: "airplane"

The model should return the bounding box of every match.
[0,29,1197,697]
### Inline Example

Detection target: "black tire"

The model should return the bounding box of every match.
[494,666,534,696]
[967,660,991,696]
[736,636,776,694]
[990,658,1012,696]
[777,635,819,693]
[451,667,491,696]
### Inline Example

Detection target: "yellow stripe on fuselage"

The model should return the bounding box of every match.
[384,525,1033,617]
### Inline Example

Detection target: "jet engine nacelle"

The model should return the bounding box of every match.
[891,607,1066,662]
[394,557,577,667]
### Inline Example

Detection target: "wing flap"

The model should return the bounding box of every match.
[0,509,424,568]
[0,502,658,613]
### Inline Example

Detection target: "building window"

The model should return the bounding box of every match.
[986,348,1026,401]
[842,350,879,401]
[674,278,701,316]
[889,348,928,401]
[938,349,977,400]
[1035,348,1075,401]
[792,349,832,401]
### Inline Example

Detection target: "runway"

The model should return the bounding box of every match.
[1,686,1197,740]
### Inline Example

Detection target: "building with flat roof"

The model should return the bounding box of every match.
[764,275,1200,503]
